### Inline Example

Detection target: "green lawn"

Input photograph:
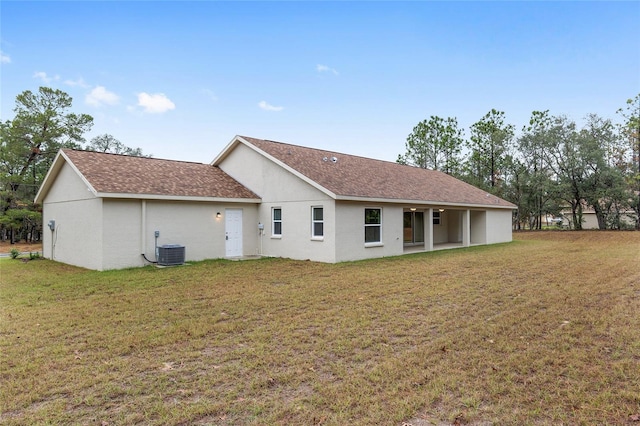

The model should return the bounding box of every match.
[1,231,639,425]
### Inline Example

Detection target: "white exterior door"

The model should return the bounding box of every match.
[225,209,243,257]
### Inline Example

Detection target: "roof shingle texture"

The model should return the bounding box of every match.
[63,149,259,199]
[241,136,515,208]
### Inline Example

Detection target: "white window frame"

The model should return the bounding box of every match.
[311,206,324,240]
[272,207,282,238]
[364,207,383,247]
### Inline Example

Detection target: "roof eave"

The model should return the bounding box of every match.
[96,192,262,203]
[334,195,516,209]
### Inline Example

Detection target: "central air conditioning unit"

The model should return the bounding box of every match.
[157,244,185,266]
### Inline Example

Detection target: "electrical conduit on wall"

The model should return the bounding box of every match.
[141,200,146,256]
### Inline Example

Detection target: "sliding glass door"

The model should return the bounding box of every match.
[403,211,424,245]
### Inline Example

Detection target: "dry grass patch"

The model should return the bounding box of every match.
[1,231,639,425]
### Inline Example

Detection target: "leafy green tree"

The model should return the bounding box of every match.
[0,208,42,243]
[537,114,625,230]
[465,109,515,194]
[514,111,561,229]
[539,116,588,229]
[579,114,628,229]
[501,154,530,230]
[397,116,463,175]
[617,93,640,229]
[87,134,145,156]
[0,87,92,242]
[0,87,93,209]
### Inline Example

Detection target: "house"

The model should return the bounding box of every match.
[560,204,638,230]
[34,149,260,270]
[35,135,516,270]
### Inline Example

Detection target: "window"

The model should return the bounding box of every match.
[272,208,282,236]
[312,207,324,238]
[364,208,381,244]
[433,211,441,225]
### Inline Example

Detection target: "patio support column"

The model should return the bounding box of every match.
[462,209,470,247]
[425,208,433,251]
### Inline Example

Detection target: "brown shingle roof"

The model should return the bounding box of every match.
[62,149,259,200]
[239,136,515,208]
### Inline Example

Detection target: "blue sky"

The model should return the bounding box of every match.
[2,1,639,163]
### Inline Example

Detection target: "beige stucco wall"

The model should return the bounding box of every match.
[470,210,487,244]
[102,199,144,269]
[102,200,144,270]
[446,210,463,243]
[259,200,336,262]
[427,209,462,244]
[41,162,103,270]
[219,143,326,202]
[433,211,449,244]
[219,143,336,262]
[485,209,513,244]
[101,200,259,270]
[334,202,404,262]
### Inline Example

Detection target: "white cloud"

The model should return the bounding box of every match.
[86,86,120,107]
[65,77,90,88]
[137,92,175,113]
[0,51,10,64]
[317,64,339,75]
[202,89,218,102]
[33,71,59,83]
[258,100,284,112]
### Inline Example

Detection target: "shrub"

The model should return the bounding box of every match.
[9,248,20,259]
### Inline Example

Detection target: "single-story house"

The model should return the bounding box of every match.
[35,135,516,270]
[561,204,638,230]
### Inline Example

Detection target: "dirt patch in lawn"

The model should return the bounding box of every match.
[0,241,43,254]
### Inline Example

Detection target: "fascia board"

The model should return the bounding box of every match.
[96,192,261,203]
[210,135,241,166]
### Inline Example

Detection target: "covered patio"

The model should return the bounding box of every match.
[402,207,488,254]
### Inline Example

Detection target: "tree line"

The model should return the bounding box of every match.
[397,95,640,230]
[0,87,144,243]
